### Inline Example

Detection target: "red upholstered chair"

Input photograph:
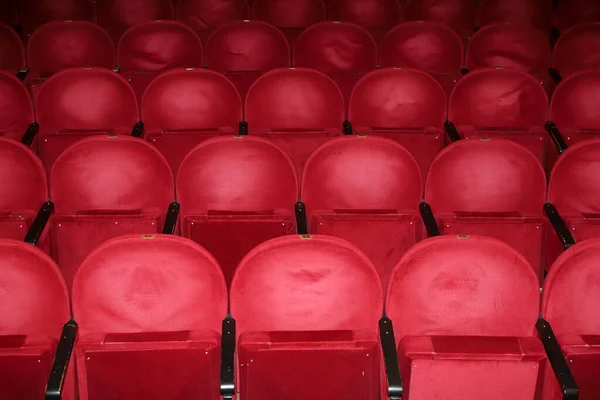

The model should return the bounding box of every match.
[0,239,74,399]
[465,23,552,94]
[0,70,36,142]
[476,0,553,32]
[293,21,377,110]
[26,21,116,100]
[446,68,549,168]
[230,235,383,400]
[542,238,600,400]
[250,0,326,48]
[34,67,140,173]
[0,23,25,75]
[326,0,402,42]
[380,21,464,96]
[555,0,600,34]
[72,234,227,400]
[142,68,242,175]
[96,0,174,43]
[17,0,95,39]
[117,21,204,101]
[423,139,547,280]
[49,136,175,291]
[301,135,422,289]
[553,23,600,80]
[245,67,345,179]
[176,0,250,44]
[403,0,475,43]
[386,235,551,399]
[205,20,289,100]
[348,68,447,180]
[177,136,297,285]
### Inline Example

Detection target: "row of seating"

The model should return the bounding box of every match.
[4,232,596,399]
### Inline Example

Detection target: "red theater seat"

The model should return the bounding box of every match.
[466,23,552,94]
[447,68,549,167]
[386,235,546,399]
[542,238,600,400]
[176,0,250,43]
[35,67,139,173]
[424,139,547,280]
[72,234,227,400]
[117,21,204,101]
[476,0,553,32]
[555,0,600,33]
[49,136,174,290]
[230,235,383,400]
[294,21,377,110]
[553,23,600,80]
[302,136,422,289]
[177,136,297,285]
[403,0,475,43]
[0,239,74,399]
[250,0,326,48]
[0,70,35,142]
[0,23,25,75]
[205,20,289,99]
[326,0,402,42]
[348,68,447,180]
[26,21,116,99]
[245,67,345,178]
[17,0,95,39]
[142,68,242,174]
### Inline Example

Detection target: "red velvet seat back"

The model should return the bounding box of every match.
[326,0,402,41]
[553,23,600,79]
[555,0,600,33]
[205,20,289,99]
[404,0,475,42]
[0,23,25,74]
[0,71,34,142]
[49,136,174,290]
[177,136,297,285]
[17,0,95,39]
[176,0,250,43]
[476,0,553,32]
[117,21,204,100]
[0,1,17,27]
[141,68,241,172]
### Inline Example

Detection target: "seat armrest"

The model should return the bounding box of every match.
[549,68,562,84]
[162,201,180,235]
[24,201,54,246]
[221,315,236,400]
[131,121,144,138]
[295,201,308,235]
[419,201,440,237]
[16,67,28,81]
[544,203,575,251]
[45,320,77,400]
[379,314,403,400]
[343,120,353,135]
[444,120,461,143]
[545,121,568,154]
[21,122,39,147]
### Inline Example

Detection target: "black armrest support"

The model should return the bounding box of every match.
[239,120,248,136]
[220,314,236,400]
[536,317,578,400]
[545,121,568,154]
[45,320,78,400]
[544,203,575,251]
[162,201,180,235]
[549,68,562,84]
[295,201,308,235]
[419,201,440,237]
[131,121,144,138]
[21,122,39,147]
[444,120,461,143]
[379,314,403,400]
[24,201,54,246]
[343,120,353,135]
[16,67,29,81]
[461,67,469,75]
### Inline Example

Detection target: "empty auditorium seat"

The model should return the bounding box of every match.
[348,68,447,180]
[251,0,326,47]
[386,235,548,399]
[72,234,227,400]
[142,68,242,174]
[35,67,140,172]
[176,0,250,43]
[380,21,464,96]
[0,23,25,75]
[293,21,377,109]
[424,139,547,280]
[230,235,383,400]
[245,67,345,178]
[552,22,600,80]
[49,136,174,289]
[466,23,552,94]
[555,0,600,33]
[476,0,553,32]
[205,20,289,99]
[326,0,402,42]
[177,136,297,285]
[301,135,422,289]
[96,0,175,43]
[403,0,475,43]
[0,239,74,399]
[447,68,549,166]
[542,237,600,400]
[26,21,116,99]
[0,70,35,142]
[117,20,204,100]
[17,0,95,39]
